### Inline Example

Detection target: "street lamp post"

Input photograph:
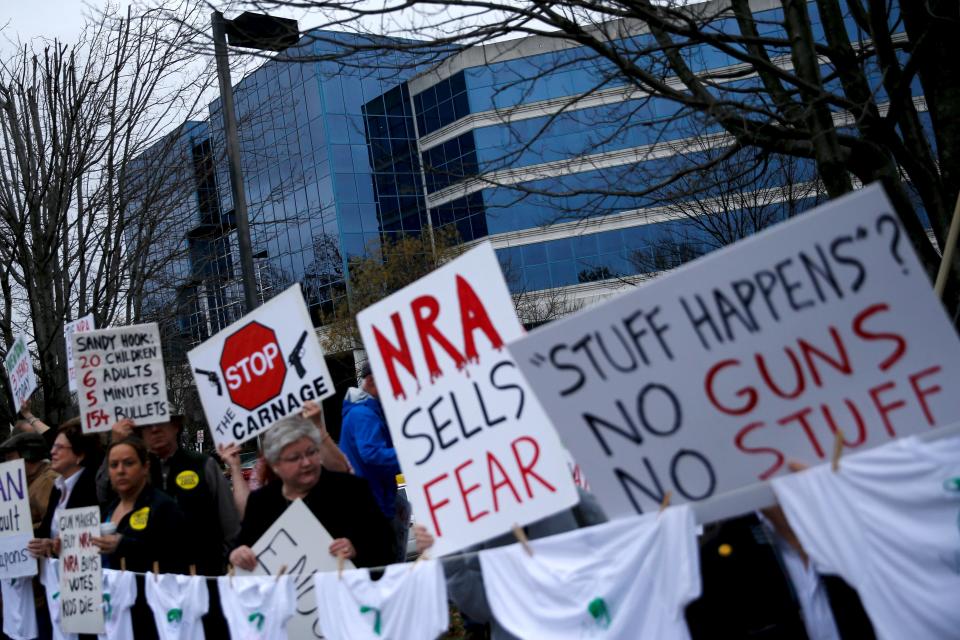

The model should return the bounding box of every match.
[210,11,299,313]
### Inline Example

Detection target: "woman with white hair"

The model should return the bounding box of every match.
[228,413,395,569]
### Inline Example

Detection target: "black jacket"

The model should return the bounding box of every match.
[686,514,876,640]
[36,467,101,539]
[101,484,191,574]
[238,470,395,568]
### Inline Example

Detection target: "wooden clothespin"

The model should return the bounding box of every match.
[152,561,160,576]
[189,565,197,577]
[410,550,429,572]
[275,564,288,582]
[512,524,533,557]
[337,553,346,579]
[659,490,673,514]
[831,429,845,472]
[227,563,235,588]
[119,557,126,572]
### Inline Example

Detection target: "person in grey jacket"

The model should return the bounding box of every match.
[415,488,607,640]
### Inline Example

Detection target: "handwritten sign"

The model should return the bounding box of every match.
[357,243,578,556]
[509,184,960,518]
[188,284,334,447]
[0,459,36,579]
[237,499,351,639]
[58,506,104,635]
[64,315,95,393]
[73,323,168,433]
[4,335,37,410]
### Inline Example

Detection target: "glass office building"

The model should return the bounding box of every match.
[129,2,927,348]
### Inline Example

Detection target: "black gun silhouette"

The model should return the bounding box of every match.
[194,368,223,396]
[288,331,309,379]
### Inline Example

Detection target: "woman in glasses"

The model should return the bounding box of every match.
[229,414,393,570]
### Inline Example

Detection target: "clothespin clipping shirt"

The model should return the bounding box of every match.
[831,429,845,472]
[512,524,533,557]
[275,564,287,582]
[659,491,673,514]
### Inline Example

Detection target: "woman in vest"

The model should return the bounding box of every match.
[93,437,190,573]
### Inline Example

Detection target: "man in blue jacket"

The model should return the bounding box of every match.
[340,361,410,561]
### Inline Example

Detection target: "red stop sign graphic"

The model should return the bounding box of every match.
[220,321,287,411]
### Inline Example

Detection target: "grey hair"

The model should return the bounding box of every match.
[261,415,321,464]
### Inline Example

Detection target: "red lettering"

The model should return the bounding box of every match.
[373,312,419,400]
[798,327,852,386]
[909,365,943,426]
[487,451,521,513]
[704,359,757,416]
[853,303,906,371]
[456,275,504,363]
[869,381,906,437]
[734,421,785,480]
[412,295,466,382]
[510,436,556,498]
[756,348,806,399]
[422,473,451,537]
[777,407,825,458]
[454,459,488,523]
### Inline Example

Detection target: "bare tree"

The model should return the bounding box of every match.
[0,3,215,425]
[203,0,958,314]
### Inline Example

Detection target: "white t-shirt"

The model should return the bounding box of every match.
[144,574,209,640]
[100,569,137,640]
[313,559,448,640]
[39,559,77,640]
[773,434,960,640]
[2,576,39,640]
[217,575,295,640]
[479,505,700,639]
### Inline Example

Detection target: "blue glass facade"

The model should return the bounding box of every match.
[130,2,927,344]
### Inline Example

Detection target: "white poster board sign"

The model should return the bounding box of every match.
[58,506,104,635]
[509,184,960,519]
[72,323,168,433]
[236,499,352,639]
[0,459,36,579]
[188,284,334,447]
[357,244,578,556]
[4,335,37,410]
[64,314,95,393]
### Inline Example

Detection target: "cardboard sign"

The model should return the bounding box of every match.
[64,314,95,393]
[0,459,36,579]
[58,506,104,634]
[188,284,334,447]
[236,499,352,639]
[509,184,960,519]
[4,335,37,410]
[73,323,168,433]
[357,243,578,556]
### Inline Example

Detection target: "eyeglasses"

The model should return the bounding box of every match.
[278,447,320,465]
[50,443,73,453]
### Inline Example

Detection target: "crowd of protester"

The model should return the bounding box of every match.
[1,363,878,640]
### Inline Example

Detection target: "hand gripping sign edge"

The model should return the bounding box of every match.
[219,321,288,411]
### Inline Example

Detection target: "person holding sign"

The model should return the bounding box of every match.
[93,437,190,573]
[15,399,55,456]
[31,420,103,557]
[229,414,395,570]
[0,432,58,531]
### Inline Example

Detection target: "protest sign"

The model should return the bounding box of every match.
[73,323,168,433]
[509,184,960,519]
[188,284,334,447]
[0,459,36,579]
[357,243,578,556]
[4,335,37,410]
[236,499,352,639]
[58,506,104,635]
[64,315,95,393]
